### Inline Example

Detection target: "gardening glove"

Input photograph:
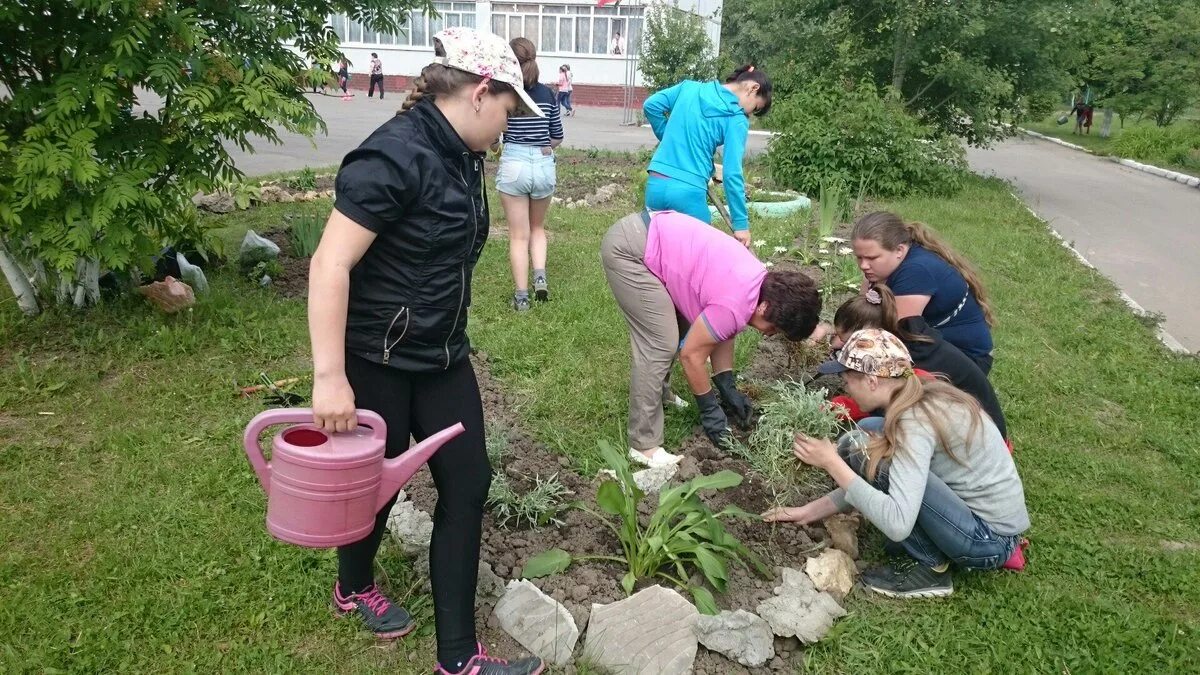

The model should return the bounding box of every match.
[695,389,733,450]
[712,371,754,430]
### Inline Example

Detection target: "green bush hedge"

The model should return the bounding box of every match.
[766,80,966,197]
[1112,123,1200,172]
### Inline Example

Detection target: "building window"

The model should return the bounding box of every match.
[491,3,642,56]
[331,3,476,47]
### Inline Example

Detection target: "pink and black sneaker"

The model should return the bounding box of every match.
[332,582,415,639]
[435,642,544,675]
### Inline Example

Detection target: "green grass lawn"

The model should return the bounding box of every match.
[1,154,1197,672]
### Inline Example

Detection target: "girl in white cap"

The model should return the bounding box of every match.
[765,328,1029,599]
[307,28,544,675]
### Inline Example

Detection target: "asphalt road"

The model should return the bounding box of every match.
[967,136,1200,352]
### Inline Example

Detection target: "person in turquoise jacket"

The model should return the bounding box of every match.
[643,65,772,247]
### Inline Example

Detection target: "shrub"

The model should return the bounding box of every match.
[766,80,966,197]
[1112,124,1200,172]
[640,5,717,92]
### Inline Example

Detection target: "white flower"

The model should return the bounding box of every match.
[818,261,831,268]
[773,246,788,254]
[754,240,767,248]
[838,246,853,256]
[821,236,848,243]
[764,261,775,268]
[818,248,830,254]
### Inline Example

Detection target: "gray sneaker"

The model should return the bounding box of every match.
[512,294,531,312]
[533,276,549,302]
[332,582,415,639]
[862,557,953,599]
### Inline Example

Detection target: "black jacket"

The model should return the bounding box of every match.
[900,316,1008,440]
[334,99,489,372]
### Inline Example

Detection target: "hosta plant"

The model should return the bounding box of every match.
[521,441,768,614]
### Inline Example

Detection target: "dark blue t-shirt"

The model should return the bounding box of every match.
[885,245,992,358]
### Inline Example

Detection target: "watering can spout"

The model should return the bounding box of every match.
[376,422,466,512]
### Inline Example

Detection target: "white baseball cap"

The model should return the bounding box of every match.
[432,27,544,118]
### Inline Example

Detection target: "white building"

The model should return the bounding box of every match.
[328,0,723,90]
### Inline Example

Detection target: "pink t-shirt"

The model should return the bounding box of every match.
[643,211,767,342]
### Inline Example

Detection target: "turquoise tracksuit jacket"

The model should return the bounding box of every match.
[644,80,750,231]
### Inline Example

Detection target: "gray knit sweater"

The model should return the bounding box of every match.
[828,401,1030,542]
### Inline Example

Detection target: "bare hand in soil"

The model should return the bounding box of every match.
[793,433,838,469]
[808,322,834,344]
[761,505,815,524]
[734,230,752,248]
[312,374,357,432]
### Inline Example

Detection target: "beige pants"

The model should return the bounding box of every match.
[600,214,687,450]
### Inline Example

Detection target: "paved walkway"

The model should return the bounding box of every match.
[967,137,1200,352]
[223,91,768,175]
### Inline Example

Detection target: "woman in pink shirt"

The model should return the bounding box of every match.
[601,210,821,465]
[556,64,574,116]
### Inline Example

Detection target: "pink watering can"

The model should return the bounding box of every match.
[243,408,464,548]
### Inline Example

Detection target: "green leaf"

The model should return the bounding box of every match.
[684,470,743,494]
[596,479,625,516]
[621,571,636,595]
[689,586,719,615]
[520,549,572,579]
[693,547,729,591]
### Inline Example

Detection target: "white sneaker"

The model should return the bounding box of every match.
[629,447,682,467]
[664,394,690,410]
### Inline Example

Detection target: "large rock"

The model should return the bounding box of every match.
[193,191,235,213]
[386,498,433,556]
[804,548,857,601]
[633,463,678,493]
[1186,177,1200,187]
[756,568,846,643]
[693,609,774,667]
[493,580,579,665]
[583,585,699,675]
[823,513,860,559]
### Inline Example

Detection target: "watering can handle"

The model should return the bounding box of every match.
[243,408,388,492]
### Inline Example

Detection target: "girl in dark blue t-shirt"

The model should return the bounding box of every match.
[850,211,995,373]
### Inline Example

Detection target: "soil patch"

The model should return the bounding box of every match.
[397,350,846,672]
[260,230,311,299]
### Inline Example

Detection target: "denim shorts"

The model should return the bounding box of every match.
[496,143,557,199]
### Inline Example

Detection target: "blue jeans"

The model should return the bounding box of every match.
[839,429,1018,570]
[557,90,573,112]
[645,175,711,225]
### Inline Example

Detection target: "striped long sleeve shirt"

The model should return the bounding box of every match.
[503,83,564,147]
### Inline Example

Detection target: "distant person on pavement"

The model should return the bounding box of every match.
[556,64,574,116]
[368,52,384,99]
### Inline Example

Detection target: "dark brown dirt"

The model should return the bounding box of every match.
[261,229,311,299]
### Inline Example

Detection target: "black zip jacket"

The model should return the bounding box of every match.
[333,99,488,372]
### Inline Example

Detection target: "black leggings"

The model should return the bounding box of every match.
[368,74,384,99]
[339,354,490,664]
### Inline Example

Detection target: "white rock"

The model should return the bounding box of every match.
[1187,177,1200,187]
[694,609,775,667]
[756,568,846,643]
[1174,173,1191,184]
[584,585,699,674]
[386,498,433,556]
[804,548,857,601]
[493,580,579,665]
[193,191,235,213]
[1120,159,1139,168]
[632,463,678,493]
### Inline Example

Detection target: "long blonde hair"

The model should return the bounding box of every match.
[865,376,984,481]
[852,211,995,327]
